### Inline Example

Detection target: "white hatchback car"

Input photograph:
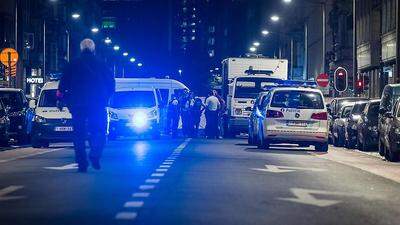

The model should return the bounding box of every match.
[257,87,329,151]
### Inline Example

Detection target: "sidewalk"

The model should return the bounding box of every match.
[313,146,400,184]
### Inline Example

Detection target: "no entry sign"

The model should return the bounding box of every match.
[316,73,329,88]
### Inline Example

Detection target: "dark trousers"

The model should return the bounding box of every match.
[71,107,108,167]
[167,113,179,137]
[205,110,218,138]
[181,111,190,136]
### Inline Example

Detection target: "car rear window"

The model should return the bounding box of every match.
[270,90,324,109]
[351,103,367,115]
[39,90,57,107]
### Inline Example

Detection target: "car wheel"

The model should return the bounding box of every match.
[31,138,43,148]
[315,142,328,152]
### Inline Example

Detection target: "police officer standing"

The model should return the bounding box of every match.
[58,39,115,173]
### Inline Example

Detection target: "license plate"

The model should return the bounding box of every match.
[54,126,73,132]
[286,121,308,127]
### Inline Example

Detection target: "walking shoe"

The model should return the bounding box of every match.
[90,158,101,170]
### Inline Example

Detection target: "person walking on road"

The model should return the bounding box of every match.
[205,90,220,139]
[213,90,226,138]
[58,39,115,173]
[167,94,180,138]
[191,96,204,137]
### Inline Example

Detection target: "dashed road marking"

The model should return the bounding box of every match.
[139,185,155,190]
[124,201,144,208]
[156,168,168,172]
[160,165,170,168]
[132,192,150,198]
[162,162,173,165]
[145,179,160,184]
[115,212,138,220]
[151,173,165,177]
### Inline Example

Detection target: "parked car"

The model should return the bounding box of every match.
[256,87,328,151]
[357,99,380,151]
[378,84,400,158]
[332,103,354,147]
[380,97,400,162]
[328,97,368,142]
[0,100,10,146]
[0,88,34,143]
[345,100,368,148]
[248,91,270,145]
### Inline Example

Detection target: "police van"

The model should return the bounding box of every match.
[257,87,329,151]
[30,81,73,148]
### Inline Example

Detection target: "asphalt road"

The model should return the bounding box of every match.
[1,138,400,225]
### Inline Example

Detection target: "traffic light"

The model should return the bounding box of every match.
[355,79,363,94]
[334,67,348,92]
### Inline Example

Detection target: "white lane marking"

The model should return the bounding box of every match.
[162,162,173,165]
[164,160,174,163]
[151,173,164,177]
[160,165,170,168]
[0,185,25,201]
[44,163,78,170]
[251,165,326,173]
[156,168,168,172]
[132,192,150,198]
[145,179,160,184]
[278,188,358,207]
[0,148,65,163]
[115,212,137,220]
[139,185,155,190]
[124,201,144,208]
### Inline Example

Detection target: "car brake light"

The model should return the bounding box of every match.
[266,110,284,118]
[311,112,327,120]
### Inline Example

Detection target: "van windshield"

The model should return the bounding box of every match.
[234,77,279,99]
[39,90,57,107]
[111,91,156,108]
[270,90,324,109]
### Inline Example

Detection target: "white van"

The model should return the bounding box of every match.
[30,81,73,148]
[108,86,161,139]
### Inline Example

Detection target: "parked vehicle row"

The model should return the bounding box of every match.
[248,85,329,152]
[328,83,400,162]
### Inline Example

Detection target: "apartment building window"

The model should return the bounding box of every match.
[382,0,396,33]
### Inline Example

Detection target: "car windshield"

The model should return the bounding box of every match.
[0,91,24,112]
[39,90,57,107]
[234,77,279,99]
[342,105,353,118]
[111,91,156,108]
[270,90,324,109]
[351,103,367,115]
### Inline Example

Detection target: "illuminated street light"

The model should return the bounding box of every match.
[283,0,292,3]
[178,69,183,75]
[113,45,120,51]
[137,63,143,67]
[270,15,280,22]
[104,37,112,45]
[130,57,136,63]
[253,41,260,47]
[123,52,129,56]
[261,30,270,36]
[91,27,99,33]
[249,47,257,52]
[71,13,81,20]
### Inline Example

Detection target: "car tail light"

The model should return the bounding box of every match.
[266,110,284,118]
[311,112,328,120]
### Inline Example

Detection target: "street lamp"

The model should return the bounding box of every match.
[137,63,143,67]
[91,27,99,33]
[270,15,280,22]
[130,57,136,63]
[71,13,80,20]
[282,0,292,3]
[113,45,120,51]
[253,41,260,47]
[261,30,270,36]
[249,47,257,52]
[123,52,129,56]
[104,37,112,45]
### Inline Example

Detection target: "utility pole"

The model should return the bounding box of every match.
[322,2,326,75]
[396,0,400,83]
[353,0,358,94]
[304,22,308,80]
[43,20,46,79]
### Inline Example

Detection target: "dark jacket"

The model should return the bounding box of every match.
[58,51,115,110]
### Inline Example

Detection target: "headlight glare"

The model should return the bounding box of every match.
[34,115,46,123]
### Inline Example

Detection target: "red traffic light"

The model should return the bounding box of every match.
[334,67,348,92]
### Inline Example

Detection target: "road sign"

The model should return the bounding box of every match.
[334,67,348,92]
[0,48,18,67]
[316,73,329,88]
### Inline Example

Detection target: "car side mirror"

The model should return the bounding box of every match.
[29,99,36,109]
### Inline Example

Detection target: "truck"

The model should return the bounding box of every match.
[221,57,289,137]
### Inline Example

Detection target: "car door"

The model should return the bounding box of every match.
[387,100,400,149]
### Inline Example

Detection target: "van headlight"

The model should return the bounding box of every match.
[34,115,47,123]
[131,111,148,128]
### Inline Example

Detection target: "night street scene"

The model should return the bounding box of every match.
[1,0,400,225]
